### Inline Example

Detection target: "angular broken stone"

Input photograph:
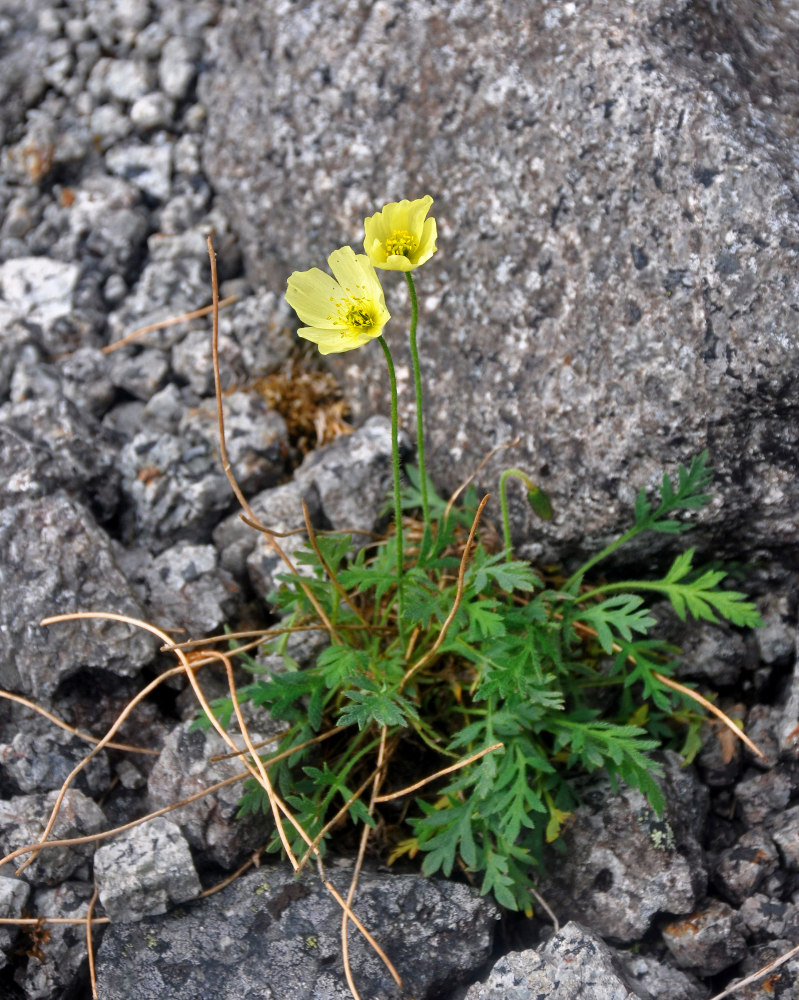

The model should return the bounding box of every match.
[461,921,640,1000]
[0,789,106,884]
[0,394,120,522]
[16,881,95,999]
[94,816,201,922]
[0,876,31,970]
[0,493,156,701]
[538,752,708,941]
[0,712,110,797]
[141,541,239,635]
[712,828,779,906]
[293,416,406,537]
[662,898,747,976]
[146,718,285,869]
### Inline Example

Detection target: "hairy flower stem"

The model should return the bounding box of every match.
[499,469,531,561]
[378,335,406,639]
[405,272,432,557]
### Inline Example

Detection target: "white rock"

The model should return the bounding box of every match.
[0,257,79,326]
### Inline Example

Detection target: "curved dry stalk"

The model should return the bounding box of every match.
[296,764,384,871]
[173,640,300,870]
[708,940,799,1000]
[179,641,398,986]
[324,879,402,992]
[36,609,391,985]
[101,294,237,354]
[169,645,313,868]
[208,724,345,763]
[341,728,402,1000]
[86,887,99,1000]
[198,849,263,899]
[0,689,157,756]
[652,671,765,760]
[163,622,333,652]
[443,437,520,522]
[21,613,199,875]
[401,495,490,690]
[568,619,766,760]
[301,498,369,627]
[31,613,298,880]
[206,236,339,644]
[530,887,560,931]
[239,514,381,542]
[373,742,504,803]
[0,916,109,926]
[0,769,251,870]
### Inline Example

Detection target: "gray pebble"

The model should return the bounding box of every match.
[712,828,779,906]
[106,136,173,202]
[142,541,238,634]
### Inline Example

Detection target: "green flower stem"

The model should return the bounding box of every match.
[499,468,532,560]
[405,271,431,556]
[563,524,642,593]
[378,335,405,637]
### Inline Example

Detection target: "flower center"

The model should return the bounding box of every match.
[344,300,376,330]
[384,229,418,258]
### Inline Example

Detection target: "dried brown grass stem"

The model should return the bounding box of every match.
[0,689,157,755]
[101,295,237,354]
[373,742,504,803]
[401,495,490,689]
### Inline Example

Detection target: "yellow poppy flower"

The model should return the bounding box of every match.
[363,196,438,271]
[285,246,390,355]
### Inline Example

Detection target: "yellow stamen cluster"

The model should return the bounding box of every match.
[363,197,437,272]
[383,230,419,258]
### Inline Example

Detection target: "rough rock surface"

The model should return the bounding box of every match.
[0,394,120,521]
[15,881,96,1000]
[147,718,286,869]
[460,921,639,1000]
[94,817,202,922]
[0,877,30,971]
[0,493,156,701]
[95,864,499,999]
[662,898,748,976]
[201,0,799,566]
[0,1,797,998]
[538,752,708,941]
[293,416,405,537]
[0,713,110,798]
[0,789,105,885]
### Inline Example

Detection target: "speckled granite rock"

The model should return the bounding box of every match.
[460,921,640,1000]
[201,0,799,567]
[95,864,499,999]
[94,817,202,922]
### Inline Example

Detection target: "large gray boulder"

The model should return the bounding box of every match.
[95,864,498,999]
[201,0,799,567]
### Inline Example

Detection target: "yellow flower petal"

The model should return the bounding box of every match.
[297,326,375,355]
[363,196,438,271]
[285,246,390,355]
[286,267,344,327]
